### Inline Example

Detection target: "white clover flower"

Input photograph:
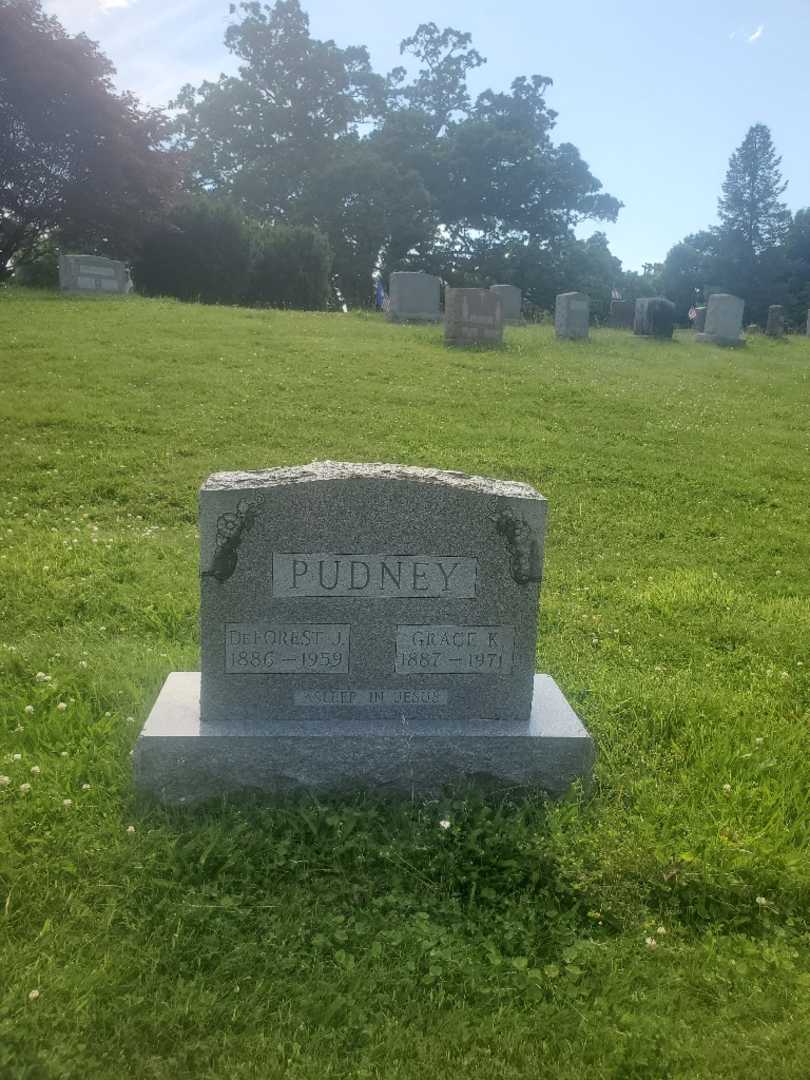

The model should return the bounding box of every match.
[644,936,657,950]
[19,783,31,793]
[126,824,136,834]
[35,672,51,683]
[78,660,88,668]
[126,716,134,724]
[62,798,73,808]
[56,702,67,712]
[656,926,667,935]
[756,895,768,907]
[12,753,22,762]
[30,766,40,776]
[60,751,69,758]
[722,784,732,796]
[24,705,34,715]
[28,989,40,1001]
[438,819,451,830]
[81,783,91,791]
[0,775,10,786]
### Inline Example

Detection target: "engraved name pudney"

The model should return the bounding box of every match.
[225,624,349,673]
[396,625,515,674]
[272,553,478,598]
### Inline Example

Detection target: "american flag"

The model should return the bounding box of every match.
[611,288,622,300]
[688,305,698,321]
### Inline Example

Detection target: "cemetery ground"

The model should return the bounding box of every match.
[1,288,809,1080]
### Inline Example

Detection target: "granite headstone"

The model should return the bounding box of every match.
[696,293,745,347]
[135,462,593,800]
[58,254,132,295]
[692,306,707,332]
[387,272,441,323]
[554,292,590,340]
[766,305,785,337]
[608,300,635,329]
[633,297,675,339]
[444,289,503,346]
[490,285,522,324]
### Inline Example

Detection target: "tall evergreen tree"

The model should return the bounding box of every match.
[717,123,790,255]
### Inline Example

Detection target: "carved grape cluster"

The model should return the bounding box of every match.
[495,507,542,585]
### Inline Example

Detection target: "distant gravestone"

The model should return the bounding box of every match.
[444,288,503,346]
[692,306,707,332]
[766,305,785,337]
[608,300,635,329]
[490,284,522,323]
[134,462,594,800]
[58,254,132,295]
[696,293,745,347]
[554,292,590,340]
[387,272,441,323]
[633,297,675,338]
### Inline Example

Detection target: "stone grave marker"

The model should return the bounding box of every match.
[608,300,635,329]
[555,292,590,340]
[696,293,745,347]
[766,305,785,337]
[693,306,707,332]
[386,272,441,323]
[135,462,593,801]
[58,254,132,295]
[490,284,522,323]
[444,288,503,346]
[633,297,675,339]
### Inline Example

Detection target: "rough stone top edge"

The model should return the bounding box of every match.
[201,461,545,501]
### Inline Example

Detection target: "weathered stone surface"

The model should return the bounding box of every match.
[693,306,707,332]
[386,272,441,323]
[554,292,589,340]
[136,462,595,800]
[633,297,675,338]
[199,462,545,725]
[58,254,132,295]
[490,284,522,323]
[134,672,594,802]
[444,288,503,346]
[608,300,635,329]
[696,293,745,347]
[766,304,785,337]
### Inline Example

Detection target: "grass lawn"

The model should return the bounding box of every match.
[1,287,809,1079]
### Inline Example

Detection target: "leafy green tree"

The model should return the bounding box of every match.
[718,124,790,255]
[172,0,384,218]
[244,223,332,309]
[0,0,178,277]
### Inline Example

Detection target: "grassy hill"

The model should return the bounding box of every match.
[1,288,809,1079]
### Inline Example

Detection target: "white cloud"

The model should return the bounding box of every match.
[747,24,765,43]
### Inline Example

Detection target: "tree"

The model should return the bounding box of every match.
[0,0,179,277]
[718,123,790,255]
[172,0,384,218]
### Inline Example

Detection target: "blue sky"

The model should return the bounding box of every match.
[44,0,810,270]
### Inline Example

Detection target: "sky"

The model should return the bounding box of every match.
[43,0,810,271]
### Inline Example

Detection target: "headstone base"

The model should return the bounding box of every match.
[134,672,594,802]
[695,332,746,348]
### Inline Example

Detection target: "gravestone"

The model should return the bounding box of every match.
[386,272,441,323]
[135,462,593,801]
[58,254,132,295]
[633,297,675,339]
[693,306,707,332]
[554,292,590,340]
[766,305,785,337]
[608,300,635,329]
[490,284,522,323]
[696,293,745,347]
[444,288,503,346]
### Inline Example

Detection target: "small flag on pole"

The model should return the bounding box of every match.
[688,305,698,321]
[611,287,622,300]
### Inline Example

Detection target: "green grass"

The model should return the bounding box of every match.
[1,287,809,1079]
